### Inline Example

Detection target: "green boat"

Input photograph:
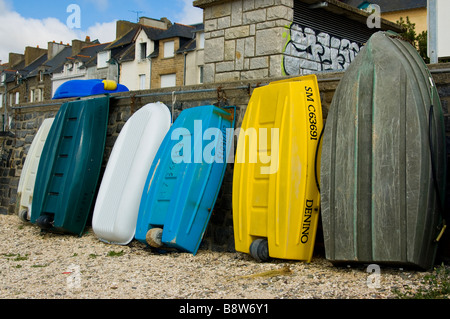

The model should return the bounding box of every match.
[30,96,109,236]
[320,31,447,270]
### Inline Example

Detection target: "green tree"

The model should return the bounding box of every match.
[416,30,429,63]
[396,16,430,63]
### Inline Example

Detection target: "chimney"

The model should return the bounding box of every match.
[71,38,92,56]
[48,41,68,60]
[139,17,170,29]
[116,20,138,39]
[24,46,47,66]
[8,53,24,68]
[160,17,172,29]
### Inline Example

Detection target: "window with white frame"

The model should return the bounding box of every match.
[199,32,205,49]
[139,74,146,90]
[35,88,42,102]
[161,73,176,88]
[30,90,35,102]
[98,51,110,69]
[15,92,19,105]
[163,41,175,58]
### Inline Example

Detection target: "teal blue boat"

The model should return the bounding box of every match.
[30,96,109,236]
[320,31,447,270]
[135,105,235,255]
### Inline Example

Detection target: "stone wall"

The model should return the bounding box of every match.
[1,66,449,254]
[199,0,294,83]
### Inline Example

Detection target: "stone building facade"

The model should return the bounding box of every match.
[150,36,188,88]
[193,0,402,83]
[3,47,49,106]
[195,0,293,83]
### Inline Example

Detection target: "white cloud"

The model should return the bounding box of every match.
[84,21,117,44]
[0,0,204,64]
[0,10,74,63]
[0,0,116,64]
[176,0,203,25]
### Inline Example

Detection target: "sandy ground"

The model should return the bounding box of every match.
[0,213,444,300]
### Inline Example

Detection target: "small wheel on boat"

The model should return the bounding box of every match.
[36,215,53,230]
[18,209,29,222]
[146,228,163,248]
[249,238,269,262]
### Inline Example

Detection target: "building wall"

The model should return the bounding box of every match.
[6,75,51,105]
[26,74,52,102]
[120,59,151,91]
[196,0,389,82]
[382,7,428,34]
[151,38,185,88]
[3,73,52,130]
[201,0,293,83]
[184,50,204,85]
[184,32,205,86]
[120,30,155,91]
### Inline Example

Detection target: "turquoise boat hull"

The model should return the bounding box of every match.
[135,105,235,255]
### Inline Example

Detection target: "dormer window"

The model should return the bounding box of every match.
[65,63,73,74]
[39,71,44,82]
[140,43,147,61]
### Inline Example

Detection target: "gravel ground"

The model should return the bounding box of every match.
[0,213,445,300]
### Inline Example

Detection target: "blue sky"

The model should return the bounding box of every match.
[10,0,201,28]
[0,0,203,63]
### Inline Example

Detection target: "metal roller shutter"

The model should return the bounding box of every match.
[293,1,378,45]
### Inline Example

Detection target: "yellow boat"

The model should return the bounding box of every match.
[232,74,323,262]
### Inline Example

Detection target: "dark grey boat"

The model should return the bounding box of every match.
[320,31,447,270]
